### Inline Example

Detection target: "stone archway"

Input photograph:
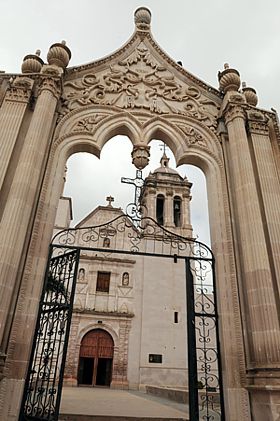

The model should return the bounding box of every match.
[1,6,280,421]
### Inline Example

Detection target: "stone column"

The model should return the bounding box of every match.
[164,189,174,228]
[0,76,34,191]
[0,70,61,349]
[181,193,193,237]
[224,102,280,370]
[144,187,156,220]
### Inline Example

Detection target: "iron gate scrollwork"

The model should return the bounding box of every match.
[19,248,80,420]
[20,215,225,421]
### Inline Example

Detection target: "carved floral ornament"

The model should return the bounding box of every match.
[178,124,206,147]
[60,43,219,129]
[72,114,108,132]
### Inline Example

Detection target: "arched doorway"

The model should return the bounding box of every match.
[78,329,114,387]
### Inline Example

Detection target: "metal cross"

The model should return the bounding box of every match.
[121,170,144,206]
[160,142,169,155]
[106,195,114,206]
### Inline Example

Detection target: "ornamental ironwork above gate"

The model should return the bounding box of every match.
[52,214,212,260]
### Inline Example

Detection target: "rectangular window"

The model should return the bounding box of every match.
[174,311,179,323]
[149,354,162,363]
[96,271,110,293]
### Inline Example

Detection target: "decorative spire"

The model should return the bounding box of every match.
[134,7,151,30]
[159,142,170,167]
[160,153,169,168]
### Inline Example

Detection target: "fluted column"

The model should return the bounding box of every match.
[224,103,280,369]
[247,110,280,305]
[0,77,34,191]
[0,71,61,347]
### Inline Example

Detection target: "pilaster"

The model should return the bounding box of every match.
[0,76,34,191]
[0,68,61,351]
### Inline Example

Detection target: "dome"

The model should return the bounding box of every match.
[153,153,182,178]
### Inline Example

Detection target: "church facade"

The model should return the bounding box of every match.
[55,155,193,390]
[0,6,280,421]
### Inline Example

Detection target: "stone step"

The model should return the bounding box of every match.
[146,385,220,405]
[59,415,187,421]
[146,385,188,404]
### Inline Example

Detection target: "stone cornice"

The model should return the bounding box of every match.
[80,253,136,265]
[73,309,134,318]
[271,112,280,149]
[246,110,269,136]
[5,76,34,103]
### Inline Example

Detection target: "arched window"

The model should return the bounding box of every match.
[156,194,165,225]
[173,196,181,227]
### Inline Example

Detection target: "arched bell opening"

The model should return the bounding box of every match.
[156,194,165,225]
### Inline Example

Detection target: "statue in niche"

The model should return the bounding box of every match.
[78,268,85,282]
[103,237,110,248]
[122,272,129,286]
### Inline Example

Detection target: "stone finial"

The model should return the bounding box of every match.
[47,41,71,69]
[21,50,44,74]
[131,145,150,169]
[242,82,258,107]
[218,64,241,93]
[134,7,151,30]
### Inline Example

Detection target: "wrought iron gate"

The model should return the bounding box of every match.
[19,215,225,421]
[19,249,80,420]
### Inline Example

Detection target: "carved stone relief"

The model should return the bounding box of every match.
[72,113,108,133]
[178,124,206,147]
[60,43,219,129]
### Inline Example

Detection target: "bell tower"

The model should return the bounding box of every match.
[141,152,193,238]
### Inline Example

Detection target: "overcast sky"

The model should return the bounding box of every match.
[2,0,280,246]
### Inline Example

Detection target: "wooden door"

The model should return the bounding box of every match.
[78,329,114,386]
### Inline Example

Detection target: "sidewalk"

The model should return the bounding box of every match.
[59,387,189,420]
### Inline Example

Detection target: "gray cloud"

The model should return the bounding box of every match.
[2,0,279,248]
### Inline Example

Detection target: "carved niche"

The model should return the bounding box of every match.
[60,42,219,129]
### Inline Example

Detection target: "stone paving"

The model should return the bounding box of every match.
[59,387,189,420]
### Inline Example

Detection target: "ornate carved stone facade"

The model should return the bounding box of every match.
[0,6,280,421]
